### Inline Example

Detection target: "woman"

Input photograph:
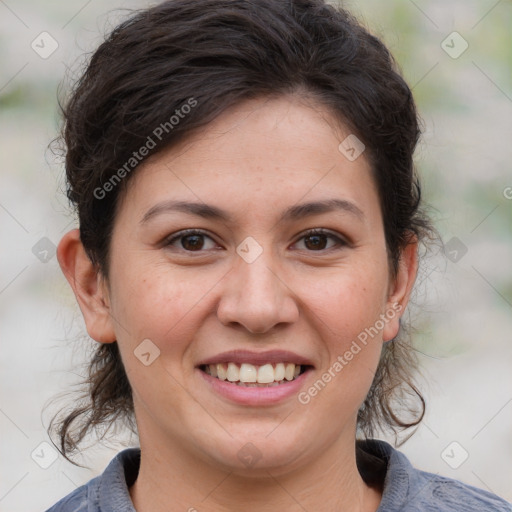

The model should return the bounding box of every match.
[45,0,511,510]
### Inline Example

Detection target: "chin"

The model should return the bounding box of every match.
[202,433,307,474]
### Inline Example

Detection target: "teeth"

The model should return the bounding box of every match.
[257,364,274,384]
[284,363,295,381]
[236,381,281,387]
[240,363,258,383]
[274,362,285,381]
[204,362,306,384]
[216,363,226,380]
[226,362,240,382]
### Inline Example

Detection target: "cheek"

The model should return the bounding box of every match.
[299,265,388,339]
[109,262,195,346]
[298,265,387,398]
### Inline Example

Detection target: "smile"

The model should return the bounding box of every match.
[200,362,309,387]
[196,349,315,404]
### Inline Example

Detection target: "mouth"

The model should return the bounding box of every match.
[195,350,315,404]
[198,362,313,387]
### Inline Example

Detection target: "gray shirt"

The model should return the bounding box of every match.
[45,439,511,511]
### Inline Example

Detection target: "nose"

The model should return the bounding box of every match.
[216,249,299,334]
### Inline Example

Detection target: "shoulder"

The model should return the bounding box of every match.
[44,484,91,512]
[407,468,512,512]
[357,439,512,512]
[44,448,140,512]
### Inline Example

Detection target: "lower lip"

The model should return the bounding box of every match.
[197,368,312,406]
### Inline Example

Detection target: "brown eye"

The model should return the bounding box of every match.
[164,229,217,252]
[304,233,328,250]
[294,229,347,252]
[181,234,205,251]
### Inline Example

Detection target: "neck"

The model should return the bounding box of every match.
[129,426,382,512]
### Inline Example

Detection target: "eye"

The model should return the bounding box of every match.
[163,229,219,252]
[293,228,347,252]
[163,228,348,253]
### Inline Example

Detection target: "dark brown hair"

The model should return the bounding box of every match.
[49,0,435,464]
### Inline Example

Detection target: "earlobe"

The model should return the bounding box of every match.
[382,239,419,342]
[57,229,117,344]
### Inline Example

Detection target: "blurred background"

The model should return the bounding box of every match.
[0,0,511,509]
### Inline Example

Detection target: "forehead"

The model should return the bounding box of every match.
[116,95,381,228]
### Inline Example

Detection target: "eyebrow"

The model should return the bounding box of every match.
[140,198,365,225]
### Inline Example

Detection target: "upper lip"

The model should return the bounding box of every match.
[196,349,315,368]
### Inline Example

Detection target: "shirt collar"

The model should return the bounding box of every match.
[96,439,408,511]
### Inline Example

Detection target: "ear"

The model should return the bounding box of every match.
[382,238,418,342]
[57,229,116,344]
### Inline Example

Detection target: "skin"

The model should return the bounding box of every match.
[58,95,418,512]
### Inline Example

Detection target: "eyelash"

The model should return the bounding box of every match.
[163,228,348,253]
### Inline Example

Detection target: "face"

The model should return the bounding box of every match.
[68,95,414,475]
